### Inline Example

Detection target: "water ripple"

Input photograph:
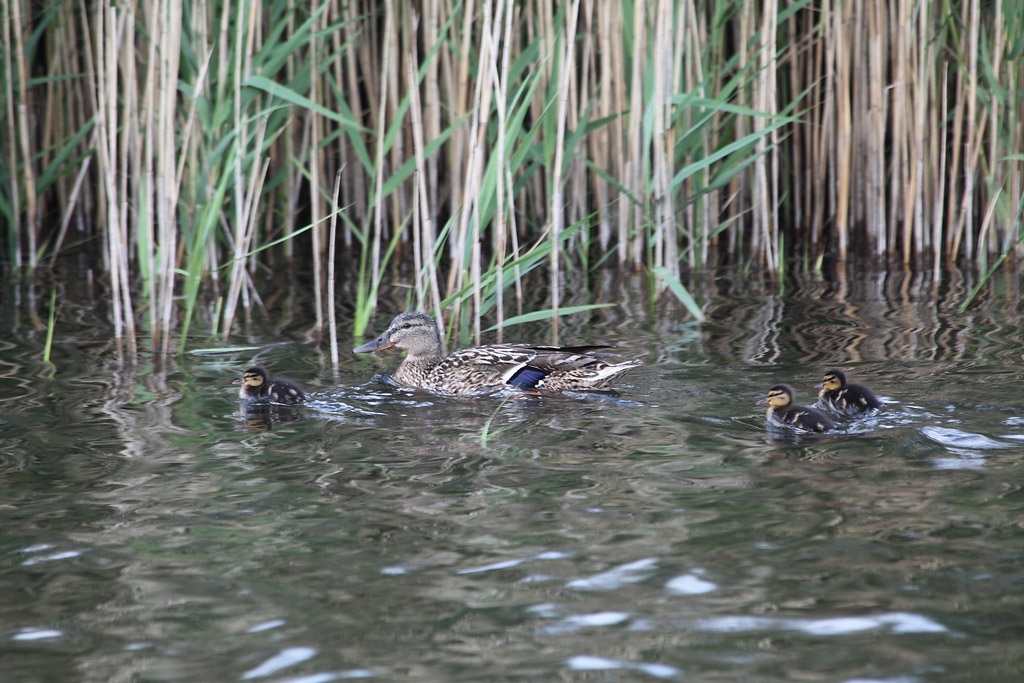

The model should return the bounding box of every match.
[567,558,658,591]
[242,646,317,680]
[566,655,680,678]
[693,612,946,636]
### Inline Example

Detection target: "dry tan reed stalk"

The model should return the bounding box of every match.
[137,0,157,348]
[328,169,342,365]
[370,1,394,318]
[493,0,512,342]
[386,1,405,246]
[284,3,298,258]
[420,0,440,226]
[987,0,1004,257]
[309,0,326,336]
[804,9,820,246]
[591,1,609,251]
[222,120,269,340]
[812,2,831,256]
[684,0,708,267]
[407,51,444,345]
[2,2,21,268]
[407,53,444,323]
[340,0,365,238]
[449,0,476,257]
[531,0,555,223]
[945,64,965,260]
[958,0,982,260]
[605,3,627,264]
[95,4,119,341]
[408,56,425,310]
[548,0,580,344]
[10,0,36,269]
[626,0,645,269]
[912,0,930,261]
[767,0,780,268]
[933,63,948,271]
[96,6,138,361]
[469,0,500,345]
[568,3,587,236]
[726,2,751,260]
[450,0,500,339]
[505,166,524,318]
[48,158,92,270]
[868,0,886,258]
[752,0,778,269]
[833,1,851,261]
[651,0,674,277]
[158,0,183,355]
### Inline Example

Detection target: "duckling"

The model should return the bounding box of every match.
[815,368,881,416]
[233,366,306,405]
[758,384,835,432]
[353,311,641,396]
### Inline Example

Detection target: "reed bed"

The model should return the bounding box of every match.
[2,1,1023,359]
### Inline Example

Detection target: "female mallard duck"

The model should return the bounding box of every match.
[815,368,881,416]
[233,366,306,405]
[353,312,642,396]
[758,384,835,432]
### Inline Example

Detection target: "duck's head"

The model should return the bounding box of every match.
[757,384,794,408]
[353,312,442,358]
[234,366,269,391]
[815,369,847,391]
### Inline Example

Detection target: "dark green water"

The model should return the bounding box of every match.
[3,267,1024,681]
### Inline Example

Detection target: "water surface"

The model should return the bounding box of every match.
[2,266,1024,681]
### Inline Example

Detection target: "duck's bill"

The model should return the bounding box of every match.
[353,335,394,353]
[232,378,245,385]
[756,397,769,405]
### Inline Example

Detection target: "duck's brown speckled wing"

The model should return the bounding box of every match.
[416,344,639,395]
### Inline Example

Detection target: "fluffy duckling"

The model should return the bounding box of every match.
[233,366,306,405]
[758,384,835,432]
[815,368,881,416]
[353,311,641,396]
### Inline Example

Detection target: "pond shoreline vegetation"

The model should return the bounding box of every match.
[2,1,1023,366]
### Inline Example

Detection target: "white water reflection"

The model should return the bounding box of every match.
[567,558,658,590]
[665,571,717,595]
[12,628,63,641]
[542,611,632,635]
[242,647,317,680]
[694,612,946,636]
[567,654,680,678]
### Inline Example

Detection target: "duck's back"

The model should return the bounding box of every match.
[414,344,639,395]
[821,384,881,416]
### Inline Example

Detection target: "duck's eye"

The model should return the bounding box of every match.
[401,323,412,330]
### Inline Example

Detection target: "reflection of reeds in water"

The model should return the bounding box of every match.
[4,2,1024,358]
[698,265,1018,365]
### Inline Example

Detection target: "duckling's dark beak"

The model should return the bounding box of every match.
[813,382,824,389]
[232,377,244,385]
[353,331,395,354]
[756,396,770,405]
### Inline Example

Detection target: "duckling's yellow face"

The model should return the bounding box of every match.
[758,386,793,408]
[238,370,266,388]
[818,373,842,392]
[245,372,265,388]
